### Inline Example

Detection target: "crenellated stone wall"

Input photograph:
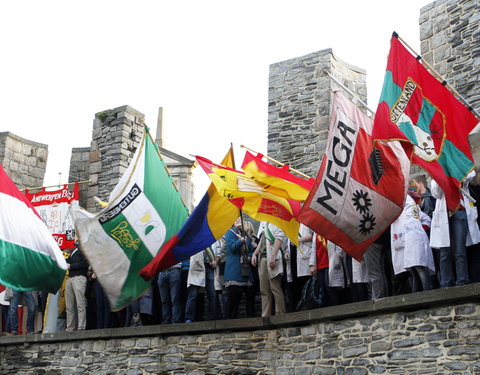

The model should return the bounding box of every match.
[268,49,367,178]
[1,284,480,374]
[0,132,48,189]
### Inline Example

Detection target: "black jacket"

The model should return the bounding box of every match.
[66,246,89,277]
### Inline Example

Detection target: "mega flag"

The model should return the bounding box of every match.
[24,183,79,250]
[196,155,301,245]
[73,130,188,310]
[241,151,314,201]
[140,147,240,279]
[298,92,410,261]
[0,165,67,293]
[372,33,479,213]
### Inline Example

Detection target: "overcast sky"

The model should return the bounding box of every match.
[0,0,433,203]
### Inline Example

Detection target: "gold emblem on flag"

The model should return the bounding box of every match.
[111,221,141,250]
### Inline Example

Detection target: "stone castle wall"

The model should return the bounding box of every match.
[268,49,367,178]
[420,0,480,167]
[0,132,48,189]
[1,285,480,374]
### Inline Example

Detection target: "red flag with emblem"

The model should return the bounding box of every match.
[372,33,478,213]
[298,92,410,261]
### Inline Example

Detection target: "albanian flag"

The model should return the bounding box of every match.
[372,33,478,213]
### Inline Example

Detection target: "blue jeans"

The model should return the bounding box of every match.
[439,209,469,287]
[184,285,200,322]
[157,268,182,324]
[10,291,35,334]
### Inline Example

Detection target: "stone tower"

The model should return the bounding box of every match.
[0,132,48,188]
[268,49,367,178]
[420,0,480,165]
[69,105,195,213]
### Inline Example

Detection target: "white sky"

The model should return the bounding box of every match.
[0,0,433,203]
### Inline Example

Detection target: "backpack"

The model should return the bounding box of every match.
[295,275,325,311]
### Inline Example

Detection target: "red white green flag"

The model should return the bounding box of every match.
[372,33,479,213]
[0,166,67,293]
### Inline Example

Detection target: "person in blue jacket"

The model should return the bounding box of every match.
[223,217,255,319]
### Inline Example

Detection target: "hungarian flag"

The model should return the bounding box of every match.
[0,165,67,293]
[196,155,301,245]
[73,129,188,310]
[372,33,479,213]
[140,147,240,279]
[241,151,314,201]
[298,92,410,261]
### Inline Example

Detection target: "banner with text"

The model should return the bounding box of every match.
[25,183,79,250]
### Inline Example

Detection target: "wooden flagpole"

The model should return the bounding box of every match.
[323,70,376,116]
[21,179,91,192]
[240,144,312,180]
[395,32,480,119]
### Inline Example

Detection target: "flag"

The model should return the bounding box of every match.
[298,92,410,261]
[196,155,301,245]
[72,130,188,310]
[372,33,479,213]
[241,151,314,201]
[0,165,67,293]
[24,183,79,250]
[140,147,240,279]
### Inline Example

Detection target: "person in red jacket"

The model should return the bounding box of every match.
[308,233,330,308]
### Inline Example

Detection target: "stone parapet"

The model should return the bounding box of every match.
[2,284,480,374]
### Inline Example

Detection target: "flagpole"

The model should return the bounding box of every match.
[146,128,190,213]
[395,32,480,119]
[21,180,91,192]
[240,145,312,180]
[322,70,376,116]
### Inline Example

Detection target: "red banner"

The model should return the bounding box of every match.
[24,183,79,249]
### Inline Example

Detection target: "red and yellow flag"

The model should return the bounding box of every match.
[241,151,314,201]
[196,155,301,245]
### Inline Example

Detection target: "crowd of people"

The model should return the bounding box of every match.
[1,171,480,334]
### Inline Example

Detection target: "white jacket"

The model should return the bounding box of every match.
[430,171,480,248]
[391,195,435,275]
[264,222,287,279]
[296,224,314,278]
[187,251,206,288]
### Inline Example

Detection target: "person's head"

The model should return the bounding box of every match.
[234,217,242,228]
[413,175,428,194]
[243,221,255,237]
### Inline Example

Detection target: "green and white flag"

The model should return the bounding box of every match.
[73,129,188,310]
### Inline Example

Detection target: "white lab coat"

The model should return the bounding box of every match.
[296,224,314,278]
[430,171,480,249]
[264,222,287,279]
[391,195,435,275]
[187,251,206,288]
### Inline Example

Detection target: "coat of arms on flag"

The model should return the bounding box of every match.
[73,129,189,310]
[372,33,479,213]
[299,91,410,261]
